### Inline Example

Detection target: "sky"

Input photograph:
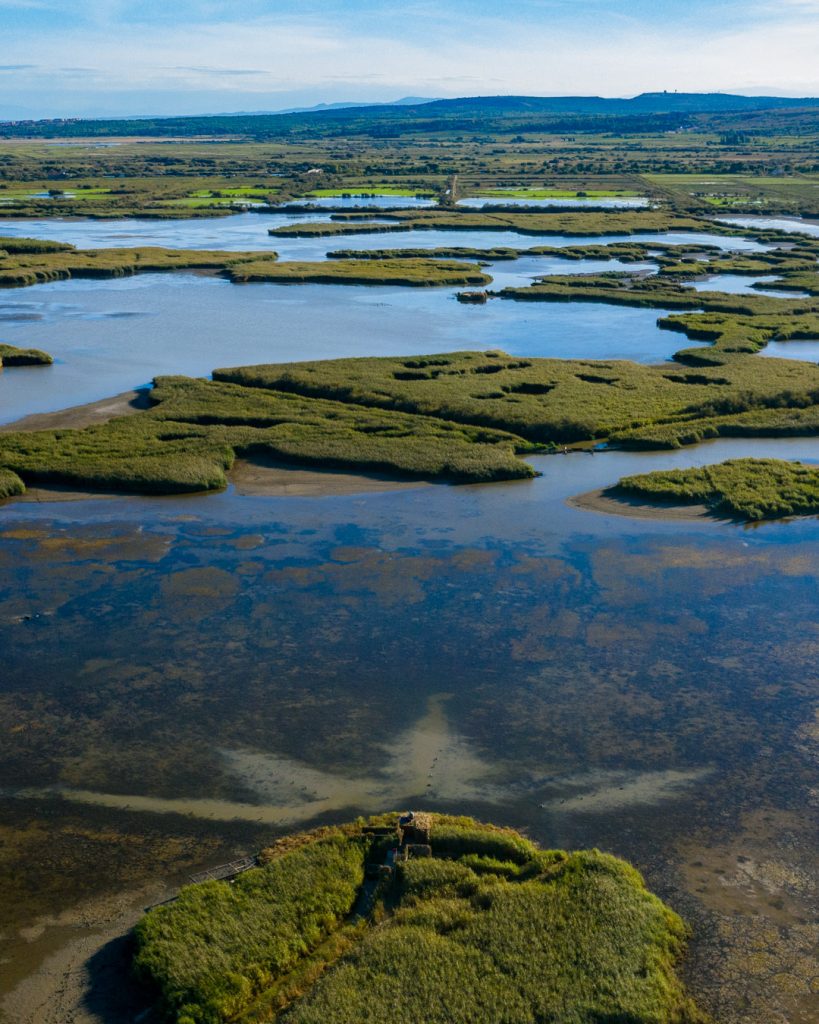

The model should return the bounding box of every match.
[1,0,818,120]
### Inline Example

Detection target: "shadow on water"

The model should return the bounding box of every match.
[82,932,158,1024]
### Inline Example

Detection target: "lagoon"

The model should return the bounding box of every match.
[0,271,706,424]
[0,213,772,259]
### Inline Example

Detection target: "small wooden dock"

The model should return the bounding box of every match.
[188,856,256,885]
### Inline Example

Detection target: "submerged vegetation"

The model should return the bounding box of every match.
[133,815,704,1024]
[616,457,819,519]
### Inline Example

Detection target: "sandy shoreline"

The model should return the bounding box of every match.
[0,390,152,433]
[0,884,168,1024]
[230,456,431,497]
[568,487,714,521]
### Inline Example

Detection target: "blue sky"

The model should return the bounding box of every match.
[1,0,818,119]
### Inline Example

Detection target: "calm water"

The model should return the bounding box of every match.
[457,197,651,208]
[0,272,704,424]
[0,213,816,1024]
[0,213,772,259]
[760,339,819,361]
[684,273,808,299]
[712,215,819,238]
[0,436,818,1022]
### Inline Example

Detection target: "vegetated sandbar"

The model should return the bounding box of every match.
[215,347,819,449]
[569,487,712,521]
[0,370,539,501]
[0,238,280,287]
[1,344,818,502]
[0,238,490,289]
[598,457,819,521]
[0,388,150,433]
[0,342,52,366]
[132,814,705,1024]
[228,258,491,287]
[267,209,711,237]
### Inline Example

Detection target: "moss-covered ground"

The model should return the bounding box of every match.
[133,815,705,1024]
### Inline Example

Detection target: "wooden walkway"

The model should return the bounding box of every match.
[188,856,256,885]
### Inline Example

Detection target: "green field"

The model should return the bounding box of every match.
[306,186,435,197]
[646,174,819,214]
[473,187,640,199]
[133,815,704,1024]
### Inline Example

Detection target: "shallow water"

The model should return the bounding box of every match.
[712,215,819,238]
[457,196,651,208]
[684,273,807,299]
[760,339,819,362]
[0,272,703,424]
[0,436,817,1022]
[0,213,772,258]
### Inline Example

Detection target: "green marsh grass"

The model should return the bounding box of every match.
[133,816,705,1024]
[616,458,819,519]
[0,343,53,366]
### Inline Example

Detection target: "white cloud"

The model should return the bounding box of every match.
[1,8,817,115]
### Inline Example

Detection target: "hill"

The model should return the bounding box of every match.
[3,92,818,140]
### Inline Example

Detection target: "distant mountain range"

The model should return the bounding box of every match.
[270,97,437,115]
[403,92,819,115]
[2,92,818,138]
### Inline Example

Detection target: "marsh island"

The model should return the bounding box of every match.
[133,814,704,1024]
